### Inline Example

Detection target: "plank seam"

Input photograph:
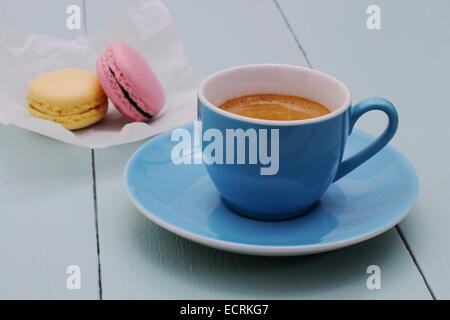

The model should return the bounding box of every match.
[83,0,103,300]
[91,150,103,300]
[273,0,313,68]
[274,0,435,300]
[396,226,436,299]
[82,0,88,33]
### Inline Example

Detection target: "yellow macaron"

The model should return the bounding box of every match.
[27,69,108,130]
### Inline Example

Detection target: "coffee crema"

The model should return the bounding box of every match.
[218,94,331,121]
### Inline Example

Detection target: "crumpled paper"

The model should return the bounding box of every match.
[0,0,201,148]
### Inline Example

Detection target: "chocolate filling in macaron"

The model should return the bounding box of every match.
[109,68,152,120]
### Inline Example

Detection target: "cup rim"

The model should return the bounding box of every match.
[198,64,352,126]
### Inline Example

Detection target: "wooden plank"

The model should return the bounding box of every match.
[0,0,86,39]
[278,0,450,298]
[85,0,306,74]
[88,0,431,299]
[0,0,99,299]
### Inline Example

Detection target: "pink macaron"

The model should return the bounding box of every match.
[96,41,165,122]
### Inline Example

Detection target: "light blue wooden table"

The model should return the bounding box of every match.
[0,0,448,300]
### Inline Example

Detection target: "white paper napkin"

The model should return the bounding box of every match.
[0,0,201,148]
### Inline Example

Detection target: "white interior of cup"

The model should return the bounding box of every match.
[198,64,352,125]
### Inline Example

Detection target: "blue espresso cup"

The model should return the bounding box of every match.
[198,64,398,220]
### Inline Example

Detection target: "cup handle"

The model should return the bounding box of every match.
[334,97,399,182]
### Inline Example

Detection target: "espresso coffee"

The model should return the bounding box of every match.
[218,94,330,121]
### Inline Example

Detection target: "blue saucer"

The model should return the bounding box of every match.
[124,123,418,256]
